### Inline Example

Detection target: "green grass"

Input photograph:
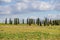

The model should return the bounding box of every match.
[0,24,60,40]
[0,32,60,40]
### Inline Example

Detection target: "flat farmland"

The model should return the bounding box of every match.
[0,24,60,40]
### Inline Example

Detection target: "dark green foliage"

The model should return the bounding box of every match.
[49,19,53,26]
[33,19,35,24]
[36,18,40,25]
[52,20,60,25]
[43,18,49,26]
[28,19,35,26]
[27,18,29,24]
[49,19,60,26]
[29,21,31,26]
[22,19,24,24]
[40,21,42,26]
[52,20,55,25]
[28,19,32,26]
[4,17,60,26]
[14,18,18,25]
[44,21,46,26]
[30,19,34,24]
[47,22,49,26]
[17,18,20,24]
[55,20,60,25]
[5,18,7,24]
[49,19,52,24]
[9,18,12,24]
[44,18,47,22]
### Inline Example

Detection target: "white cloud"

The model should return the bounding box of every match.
[29,16,38,19]
[39,2,53,10]
[22,0,36,2]
[2,0,12,3]
[0,0,59,14]
[47,14,60,19]
[23,0,30,2]
[16,2,28,11]
[0,6,11,14]
[32,1,54,10]
[48,14,56,18]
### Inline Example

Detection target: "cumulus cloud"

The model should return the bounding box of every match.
[48,14,60,19]
[0,5,11,14]
[39,2,54,10]
[16,2,28,11]
[54,3,60,10]
[32,1,54,10]
[29,16,38,19]
[0,0,60,14]
[22,0,37,3]
[48,14,56,18]
[22,0,30,2]
[1,0,12,3]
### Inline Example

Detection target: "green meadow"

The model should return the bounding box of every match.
[0,24,60,40]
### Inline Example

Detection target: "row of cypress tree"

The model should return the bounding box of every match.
[5,18,60,26]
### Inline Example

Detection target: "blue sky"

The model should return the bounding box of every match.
[0,0,60,22]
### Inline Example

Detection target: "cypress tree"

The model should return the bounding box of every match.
[45,18,47,25]
[54,20,59,25]
[14,18,18,25]
[49,19,52,25]
[36,18,40,25]
[5,18,7,24]
[44,18,49,26]
[44,21,46,26]
[27,18,29,24]
[17,18,19,24]
[9,18,12,24]
[40,21,42,26]
[33,19,35,24]
[22,19,24,24]
[29,19,32,26]
[52,20,55,25]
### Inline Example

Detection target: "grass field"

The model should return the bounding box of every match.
[0,24,60,40]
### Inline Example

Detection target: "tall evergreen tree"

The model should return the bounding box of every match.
[53,20,59,25]
[17,18,19,24]
[44,18,49,26]
[22,19,24,24]
[33,19,35,24]
[52,20,55,25]
[49,19,54,26]
[40,21,42,26]
[29,19,32,26]
[49,19,52,25]
[36,18,40,25]
[5,18,7,24]
[44,21,46,26]
[14,18,18,25]
[27,18,29,24]
[9,18,12,24]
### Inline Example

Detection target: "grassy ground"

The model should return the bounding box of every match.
[0,24,60,40]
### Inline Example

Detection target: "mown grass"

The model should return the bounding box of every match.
[0,24,60,40]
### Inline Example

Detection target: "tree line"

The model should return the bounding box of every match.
[5,18,60,26]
